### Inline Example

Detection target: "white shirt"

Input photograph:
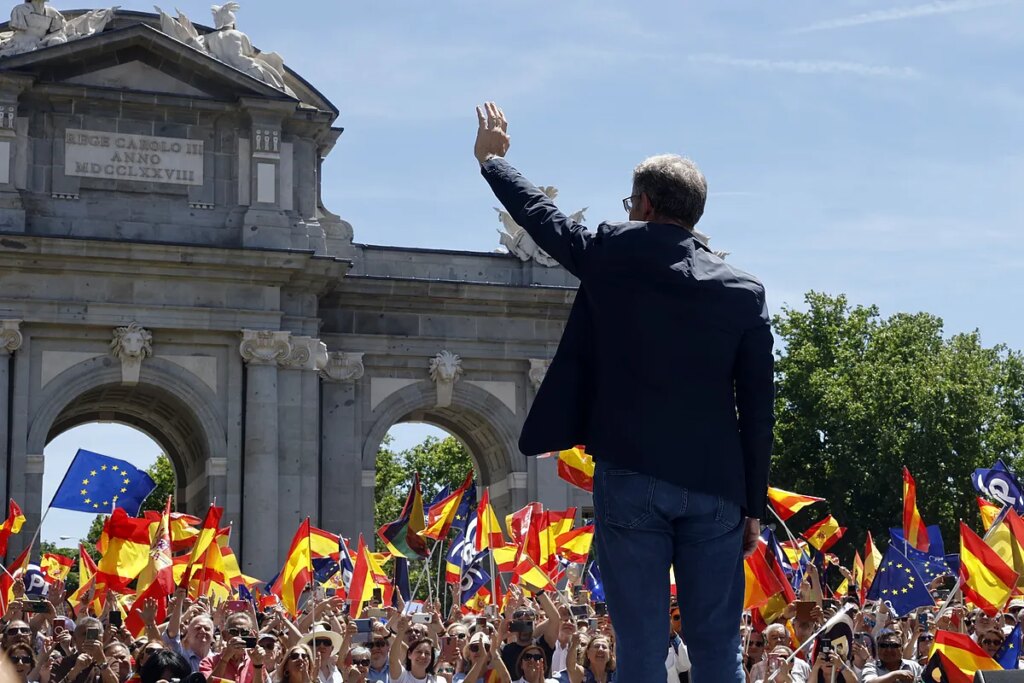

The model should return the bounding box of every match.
[551,640,570,673]
[395,671,437,683]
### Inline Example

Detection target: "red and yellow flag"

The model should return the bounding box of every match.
[928,629,1001,682]
[475,488,506,552]
[348,534,376,618]
[902,466,929,552]
[744,539,785,610]
[556,525,594,564]
[136,497,175,595]
[95,508,152,591]
[766,487,824,522]
[0,544,31,613]
[185,505,223,568]
[271,518,340,616]
[41,552,74,585]
[960,520,1019,616]
[420,472,474,541]
[538,508,576,571]
[861,531,882,604]
[978,497,1001,532]
[513,556,555,593]
[985,507,1024,584]
[0,499,26,557]
[69,543,103,616]
[804,515,845,552]
[555,447,594,492]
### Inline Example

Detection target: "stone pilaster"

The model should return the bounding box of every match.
[239,329,290,578]
[0,74,32,231]
[319,352,365,537]
[0,320,21,548]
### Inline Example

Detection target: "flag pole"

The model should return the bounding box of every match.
[307,517,319,642]
[935,506,1012,619]
[766,505,815,567]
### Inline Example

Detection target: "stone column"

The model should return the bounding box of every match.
[0,74,32,231]
[0,320,22,526]
[239,330,291,578]
[278,336,326,550]
[319,352,365,536]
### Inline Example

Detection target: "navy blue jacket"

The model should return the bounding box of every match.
[482,158,776,516]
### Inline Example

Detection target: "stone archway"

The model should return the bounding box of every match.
[25,356,228,518]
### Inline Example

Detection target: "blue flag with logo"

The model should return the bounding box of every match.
[973,459,1024,513]
[865,546,935,617]
[889,526,951,583]
[50,449,156,515]
[459,550,490,605]
[997,622,1022,669]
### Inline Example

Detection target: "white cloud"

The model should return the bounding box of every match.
[792,0,1016,33]
[688,54,921,79]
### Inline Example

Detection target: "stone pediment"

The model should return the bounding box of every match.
[0,23,297,103]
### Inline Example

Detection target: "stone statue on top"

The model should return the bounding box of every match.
[0,0,118,56]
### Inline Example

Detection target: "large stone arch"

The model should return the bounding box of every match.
[362,380,528,515]
[26,356,228,514]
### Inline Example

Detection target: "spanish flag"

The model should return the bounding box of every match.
[185,504,223,568]
[513,556,555,593]
[95,508,153,591]
[903,467,930,552]
[475,488,506,552]
[492,545,519,573]
[348,534,376,618]
[538,508,576,571]
[69,543,103,616]
[556,447,595,493]
[985,507,1024,583]
[960,520,1019,616]
[804,515,845,552]
[556,525,594,564]
[378,473,429,558]
[0,543,31,613]
[272,518,340,616]
[143,509,202,553]
[420,472,474,541]
[766,487,824,522]
[0,499,26,556]
[744,538,785,610]
[41,552,74,585]
[927,629,1001,682]
[979,497,1002,532]
[861,531,882,603]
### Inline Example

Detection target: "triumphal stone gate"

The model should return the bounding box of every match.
[0,3,584,577]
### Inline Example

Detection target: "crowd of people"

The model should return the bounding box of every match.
[0,552,1014,683]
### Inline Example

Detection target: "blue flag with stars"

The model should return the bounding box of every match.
[996,622,1022,669]
[889,526,952,583]
[865,545,935,616]
[50,449,156,515]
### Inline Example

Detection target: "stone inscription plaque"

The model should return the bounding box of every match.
[64,129,204,186]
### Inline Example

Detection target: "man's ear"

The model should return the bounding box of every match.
[638,193,656,221]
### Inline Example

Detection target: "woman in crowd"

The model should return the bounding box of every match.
[344,645,371,683]
[138,651,190,683]
[6,642,42,683]
[514,643,558,683]
[566,633,615,683]
[807,647,857,683]
[742,629,765,675]
[460,630,510,683]
[277,644,316,683]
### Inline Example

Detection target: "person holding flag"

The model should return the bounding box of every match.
[475,102,774,683]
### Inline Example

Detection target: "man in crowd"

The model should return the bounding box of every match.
[476,101,775,682]
[156,588,215,672]
[860,629,922,682]
[200,611,268,683]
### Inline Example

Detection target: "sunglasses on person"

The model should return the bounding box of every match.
[9,656,32,665]
[352,659,371,666]
[314,639,333,648]
[450,633,467,640]
[468,643,491,653]
[982,638,1004,647]
[226,627,248,637]
[748,639,765,646]
[878,642,902,649]
[918,635,934,642]
[370,640,388,648]
[5,627,31,635]
[513,611,535,620]
[522,653,544,662]
[289,651,310,661]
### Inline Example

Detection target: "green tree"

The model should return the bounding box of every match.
[771,292,1024,555]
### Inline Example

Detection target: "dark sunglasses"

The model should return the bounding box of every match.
[10,656,32,665]
[748,640,765,646]
[469,643,491,653]
[513,612,534,620]
[5,627,31,635]
[451,633,468,639]
[918,635,934,642]
[226,627,247,636]
[522,653,544,662]
[878,643,902,649]
[289,652,310,661]
[352,659,370,666]
[314,639,333,648]
[370,640,388,648]
[982,638,1004,646]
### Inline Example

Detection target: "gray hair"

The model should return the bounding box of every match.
[763,623,787,639]
[632,154,707,227]
[75,616,103,634]
[350,646,371,660]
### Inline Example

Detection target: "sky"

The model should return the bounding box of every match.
[39,0,1024,540]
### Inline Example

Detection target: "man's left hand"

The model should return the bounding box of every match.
[474,102,510,165]
[742,517,760,557]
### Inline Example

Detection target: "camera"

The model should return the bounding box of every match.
[109,611,122,628]
[411,613,433,625]
[354,619,373,633]
[241,636,258,648]
[569,605,589,619]
[21,598,50,613]
[593,602,608,617]
[85,626,103,641]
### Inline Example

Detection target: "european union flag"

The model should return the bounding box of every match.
[586,563,606,602]
[50,449,156,515]
[997,622,1022,669]
[865,545,935,617]
[889,526,951,583]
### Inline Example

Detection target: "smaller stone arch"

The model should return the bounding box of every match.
[27,355,228,513]
[363,379,527,514]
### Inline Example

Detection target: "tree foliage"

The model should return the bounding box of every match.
[771,292,1024,555]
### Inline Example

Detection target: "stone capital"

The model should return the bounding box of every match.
[1,319,22,355]
[25,454,44,475]
[319,351,364,382]
[280,335,328,372]
[239,329,292,365]
[528,358,550,390]
[206,457,228,478]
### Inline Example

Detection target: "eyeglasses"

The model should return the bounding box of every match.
[468,643,491,653]
[10,656,33,665]
[352,659,370,666]
[878,643,902,649]
[748,640,765,646]
[314,639,333,648]
[226,627,247,636]
[622,195,638,213]
[918,636,934,642]
[982,639,1004,647]
[513,612,534,621]
[289,652,310,661]
[522,653,544,662]
[370,640,388,649]
[5,627,31,635]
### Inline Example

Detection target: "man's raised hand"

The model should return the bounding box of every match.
[474,102,510,165]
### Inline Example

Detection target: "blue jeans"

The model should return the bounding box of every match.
[593,460,745,683]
